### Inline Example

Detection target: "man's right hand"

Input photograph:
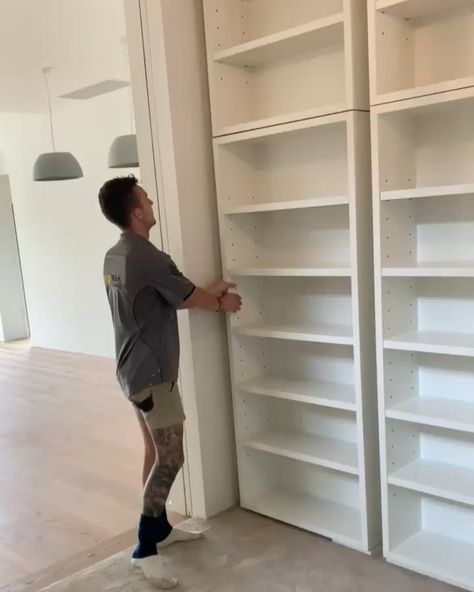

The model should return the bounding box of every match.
[208,280,237,298]
[181,286,242,313]
[221,292,242,313]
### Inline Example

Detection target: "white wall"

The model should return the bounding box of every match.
[0,0,130,113]
[0,89,138,357]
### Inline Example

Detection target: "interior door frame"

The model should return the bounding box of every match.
[0,174,30,342]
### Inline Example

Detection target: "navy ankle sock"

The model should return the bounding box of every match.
[132,540,157,559]
[132,510,173,559]
[155,507,173,543]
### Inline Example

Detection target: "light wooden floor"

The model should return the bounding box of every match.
[0,343,144,588]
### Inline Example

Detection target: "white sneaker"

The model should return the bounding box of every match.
[132,555,178,589]
[158,523,204,550]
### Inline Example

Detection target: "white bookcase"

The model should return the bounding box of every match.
[203,0,369,136]
[371,63,474,591]
[368,0,474,104]
[213,110,380,554]
[202,0,381,549]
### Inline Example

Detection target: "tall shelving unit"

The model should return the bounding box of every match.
[369,0,474,104]
[203,0,380,554]
[204,0,369,136]
[369,0,474,589]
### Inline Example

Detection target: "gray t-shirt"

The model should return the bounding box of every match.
[103,233,195,397]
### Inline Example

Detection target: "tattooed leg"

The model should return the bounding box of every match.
[143,423,184,517]
[134,407,156,487]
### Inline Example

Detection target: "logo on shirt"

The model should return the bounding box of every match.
[104,273,121,287]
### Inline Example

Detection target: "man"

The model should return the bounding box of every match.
[98,175,241,588]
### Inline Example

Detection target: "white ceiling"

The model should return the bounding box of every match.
[0,0,130,113]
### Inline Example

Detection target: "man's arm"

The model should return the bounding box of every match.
[148,247,241,313]
[181,286,242,313]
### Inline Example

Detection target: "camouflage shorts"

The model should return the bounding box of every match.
[129,381,186,429]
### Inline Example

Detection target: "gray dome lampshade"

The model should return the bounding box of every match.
[34,68,85,182]
[108,134,139,168]
[33,152,84,181]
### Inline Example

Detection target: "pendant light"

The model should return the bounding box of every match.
[33,67,84,182]
[108,133,139,168]
[108,83,139,169]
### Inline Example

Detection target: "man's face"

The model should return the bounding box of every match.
[134,185,156,229]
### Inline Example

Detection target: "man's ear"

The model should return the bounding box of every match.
[133,207,144,220]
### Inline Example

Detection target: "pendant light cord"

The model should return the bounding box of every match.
[129,84,134,134]
[42,67,56,152]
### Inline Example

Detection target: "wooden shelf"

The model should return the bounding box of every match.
[215,110,348,144]
[245,489,362,550]
[373,78,474,116]
[374,77,474,107]
[384,331,474,357]
[386,397,474,433]
[234,323,354,346]
[382,266,474,278]
[214,14,344,67]
[224,196,349,215]
[388,459,474,506]
[214,104,348,138]
[229,266,352,278]
[388,531,474,592]
[244,429,358,475]
[380,183,474,202]
[376,0,474,20]
[237,376,356,412]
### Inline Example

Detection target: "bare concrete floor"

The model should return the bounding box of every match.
[40,507,458,592]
